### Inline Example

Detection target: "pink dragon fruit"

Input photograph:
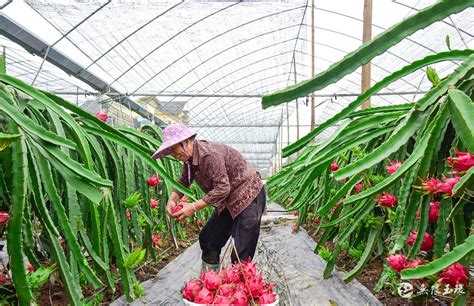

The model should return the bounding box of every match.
[447,149,474,172]
[150,198,158,209]
[182,280,202,302]
[171,204,183,214]
[354,182,364,194]
[407,231,434,251]
[386,254,407,272]
[258,290,277,304]
[96,112,107,122]
[193,287,214,304]
[147,175,159,186]
[377,192,397,207]
[439,263,468,287]
[241,259,257,278]
[200,270,221,291]
[213,295,233,305]
[217,283,235,297]
[416,177,442,195]
[222,267,241,283]
[386,160,402,175]
[152,233,161,248]
[247,276,264,297]
[232,289,248,305]
[428,201,440,223]
[438,176,461,196]
[330,160,339,171]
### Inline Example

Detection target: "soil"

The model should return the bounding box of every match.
[302,221,474,306]
[33,222,201,306]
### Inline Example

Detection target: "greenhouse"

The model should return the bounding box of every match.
[0,0,473,305]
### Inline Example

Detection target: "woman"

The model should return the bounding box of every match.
[152,124,266,271]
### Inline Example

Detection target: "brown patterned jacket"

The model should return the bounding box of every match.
[173,140,263,218]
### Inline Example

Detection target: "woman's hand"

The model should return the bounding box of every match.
[166,198,176,217]
[172,202,195,221]
[166,191,181,217]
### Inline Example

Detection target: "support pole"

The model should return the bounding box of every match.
[310,0,316,130]
[294,60,300,157]
[361,0,373,109]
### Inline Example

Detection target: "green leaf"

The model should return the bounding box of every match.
[279,49,474,157]
[318,173,361,215]
[83,125,195,199]
[401,235,474,280]
[448,89,474,152]
[0,75,95,170]
[446,35,451,51]
[453,167,474,197]
[433,198,451,258]
[343,103,448,205]
[0,92,76,149]
[343,223,382,282]
[262,0,473,108]
[346,103,414,119]
[416,54,474,111]
[33,148,102,288]
[6,123,34,304]
[335,111,425,180]
[0,132,20,151]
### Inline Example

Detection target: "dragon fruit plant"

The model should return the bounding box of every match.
[263,1,473,303]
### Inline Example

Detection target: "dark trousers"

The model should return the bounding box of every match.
[199,187,266,264]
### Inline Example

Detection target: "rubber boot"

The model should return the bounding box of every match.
[201,260,220,273]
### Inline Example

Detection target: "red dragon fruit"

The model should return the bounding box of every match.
[330,160,339,171]
[407,231,434,251]
[0,274,9,283]
[354,182,364,194]
[147,175,159,187]
[405,259,424,269]
[200,270,221,291]
[428,201,440,223]
[447,149,474,172]
[152,233,161,248]
[232,289,248,305]
[193,287,214,304]
[438,176,461,196]
[182,280,202,302]
[171,204,183,214]
[150,198,158,209]
[258,290,277,304]
[0,212,9,223]
[386,160,402,175]
[222,267,241,284]
[241,259,257,278]
[247,276,264,297]
[439,263,468,287]
[217,283,235,297]
[386,254,407,272]
[213,295,233,305]
[95,112,107,122]
[377,192,397,207]
[416,177,442,195]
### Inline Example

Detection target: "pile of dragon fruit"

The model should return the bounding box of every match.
[182,259,277,305]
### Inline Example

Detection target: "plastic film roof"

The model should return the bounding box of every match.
[1,0,473,173]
